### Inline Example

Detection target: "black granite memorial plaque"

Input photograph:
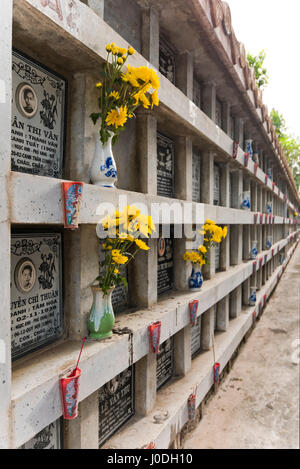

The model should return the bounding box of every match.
[20,420,62,449]
[215,243,221,272]
[12,49,66,178]
[99,366,135,447]
[230,116,235,140]
[157,237,174,295]
[156,337,175,389]
[11,233,63,360]
[159,37,176,84]
[214,164,220,206]
[191,317,201,358]
[192,151,201,203]
[157,133,174,198]
[216,99,223,128]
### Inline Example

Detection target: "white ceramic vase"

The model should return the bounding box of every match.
[90,134,118,188]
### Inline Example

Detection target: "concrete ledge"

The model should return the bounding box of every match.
[10,172,298,225]
[10,232,299,448]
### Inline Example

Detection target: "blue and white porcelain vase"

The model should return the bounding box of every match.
[241,191,251,210]
[90,133,117,188]
[245,139,253,158]
[189,264,203,291]
[267,202,272,214]
[249,287,256,306]
[250,240,258,260]
[266,236,272,250]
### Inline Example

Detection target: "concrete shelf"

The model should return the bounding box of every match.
[9,171,295,226]
[10,231,298,448]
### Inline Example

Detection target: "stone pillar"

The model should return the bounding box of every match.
[256,267,262,290]
[242,278,250,306]
[202,81,217,121]
[258,225,263,253]
[231,170,243,209]
[201,308,214,350]
[216,296,229,332]
[222,101,231,134]
[243,225,251,261]
[64,391,99,449]
[135,353,157,416]
[174,136,193,201]
[141,6,160,69]
[200,151,214,205]
[230,225,243,265]
[174,235,190,291]
[251,181,257,212]
[257,185,262,212]
[130,237,157,308]
[229,286,242,318]
[175,51,193,100]
[220,225,230,271]
[85,0,104,17]
[67,73,98,182]
[64,225,100,339]
[174,325,192,376]
[234,117,245,148]
[0,0,12,450]
[220,163,230,207]
[136,109,157,195]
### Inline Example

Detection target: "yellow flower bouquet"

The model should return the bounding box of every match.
[183,219,227,290]
[88,205,156,340]
[90,43,160,146]
[97,205,156,294]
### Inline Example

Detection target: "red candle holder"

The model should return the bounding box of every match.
[244,152,249,167]
[62,182,83,229]
[213,363,220,384]
[254,213,258,224]
[265,174,269,185]
[149,321,162,354]
[254,163,258,175]
[252,261,256,274]
[259,257,263,269]
[272,182,275,191]
[260,213,263,224]
[189,300,199,326]
[60,367,81,420]
[232,141,239,159]
[188,393,196,421]
[146,442,156,449]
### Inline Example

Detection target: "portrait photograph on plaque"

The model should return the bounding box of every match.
[11,49,66,178]
[99,366,135,447]
[11,232,63,360]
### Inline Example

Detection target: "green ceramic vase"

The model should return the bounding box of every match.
[88,286,115,340]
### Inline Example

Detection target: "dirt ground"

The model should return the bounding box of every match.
[184,244,300,450]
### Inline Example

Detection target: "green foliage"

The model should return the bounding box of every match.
[271,108,300,191]
[247,50,269,89]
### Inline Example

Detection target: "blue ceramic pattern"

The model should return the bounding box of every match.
[100,156,117,179]
[241,197,251,210]
[189,268,203,290]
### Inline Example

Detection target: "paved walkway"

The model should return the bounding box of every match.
[184,244,300,449]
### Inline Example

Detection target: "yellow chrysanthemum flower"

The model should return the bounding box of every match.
[135,239,150,251]
[198,245,207,254]
[151,89,159,108]
[223,226,228,238]
[106,44,112,52]
[109,91,120,100]
[114,269,119,274]
[106,106,128,127]
[117,58,124,65]
[128,46,135,55]
[112,254,128,265]
[96,82,102,88]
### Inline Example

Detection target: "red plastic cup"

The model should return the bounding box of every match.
[213,363,220,384]
[60,367,81,420]
[189,300,199,326]
[62,182,83,229]
[188,393,196,421]
[149,321,162,354]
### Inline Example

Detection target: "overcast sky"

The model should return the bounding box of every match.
[227,0,299,137]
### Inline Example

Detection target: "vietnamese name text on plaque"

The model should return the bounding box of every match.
[156,337,175,389]
[191,317,201,358]
[157,133,174,198]
[157,237,174,295]
[12,50,66,178]
[11,233,63,360]
[99,366,135,447]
